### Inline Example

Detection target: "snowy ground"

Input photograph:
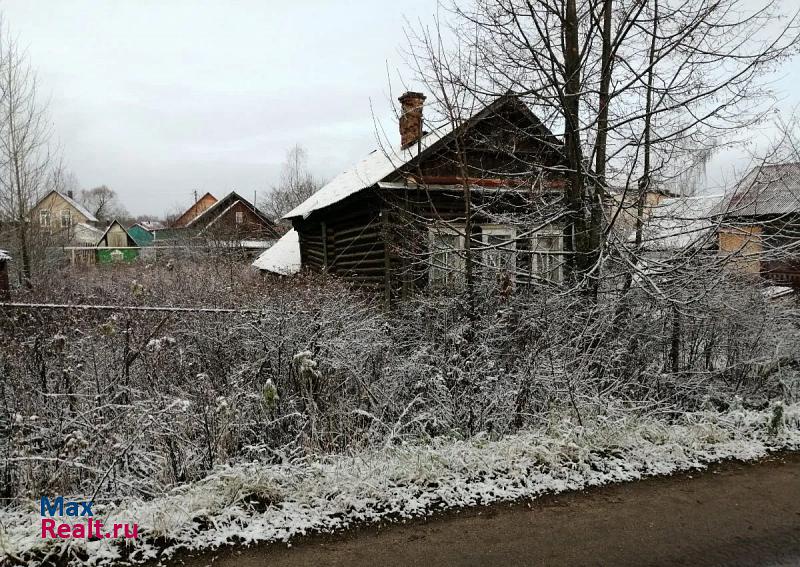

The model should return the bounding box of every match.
[2,402,799,566]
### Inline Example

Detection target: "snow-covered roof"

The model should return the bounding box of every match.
[135,220,165,231]
[252,229,301,275]
[284,128,450,220]
[0,249,11,261]
[284,94,561,220]
[639,194,725,251]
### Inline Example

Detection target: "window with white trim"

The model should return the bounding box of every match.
[39,210,50,227]
[429,226,465,288]
[531,227,564,283]
[235,211,244,224]
[60,210,72,228]
[481,225,516,280]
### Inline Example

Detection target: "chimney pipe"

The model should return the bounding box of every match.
[67,190,74,199]
[398,91,426,149]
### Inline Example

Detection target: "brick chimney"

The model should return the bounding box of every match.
[398,91,426,149]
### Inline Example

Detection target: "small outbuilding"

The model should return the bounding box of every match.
[95,220,139,263]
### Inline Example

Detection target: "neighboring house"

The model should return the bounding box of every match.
[127,222,164,246]
[95,219,139,263]
[265,92,567,299]
[30,190,101,245]
[172,192,218,228]
[715,163,800,286]
[0,249,10,299]
[186,191,281,241]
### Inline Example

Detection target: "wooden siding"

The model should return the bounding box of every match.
[174,193,217,227]
[203,200,277,240]
[291,98,568,302]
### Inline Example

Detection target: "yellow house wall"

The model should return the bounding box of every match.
[718,225,763,274]
[31,193,91,232]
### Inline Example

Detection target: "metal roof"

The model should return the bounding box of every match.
[715,163,800,218]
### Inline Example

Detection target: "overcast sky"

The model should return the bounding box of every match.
[3,0,437,217]
[3,0,799,217]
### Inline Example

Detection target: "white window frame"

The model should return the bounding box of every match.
[60,210,72,229]
[39,209,50,227]
[235,211,244,224]
[531,226,564,283]
[480,224,517,281]
[428,225,466,288]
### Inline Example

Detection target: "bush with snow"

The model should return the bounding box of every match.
[0,263,798,564]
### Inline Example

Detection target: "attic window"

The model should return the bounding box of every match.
[235,211,244,224]
[39,210,50,227]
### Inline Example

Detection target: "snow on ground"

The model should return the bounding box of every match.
[2,402,799,566]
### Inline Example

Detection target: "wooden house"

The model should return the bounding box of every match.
[30,190,102,245]
[172,192,218,227]
[274,92,568,300]
[186,191,281,241]
[715,163,800,287]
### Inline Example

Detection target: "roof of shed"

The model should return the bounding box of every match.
[252,229,301,275]
[95,219,137,247]
[715,162,800,218]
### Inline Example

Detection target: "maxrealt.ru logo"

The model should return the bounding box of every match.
[40,496,138,539]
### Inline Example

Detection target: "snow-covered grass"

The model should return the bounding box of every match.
[2,401,799,566]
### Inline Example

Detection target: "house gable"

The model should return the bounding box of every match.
[173,193,218,228]
[187,191,280,239]
[31,191,97,230]
[96,220,137,248]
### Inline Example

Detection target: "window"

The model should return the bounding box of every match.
[429,227,465,288]
[39,210,50,227]
[60,210,72,229]
[235,211,244,224]
[481,225,516,281]
[531,228,563,283]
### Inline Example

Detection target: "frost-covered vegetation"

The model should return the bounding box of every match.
[1,260,799,564]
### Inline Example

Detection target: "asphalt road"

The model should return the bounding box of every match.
[173,452,800,567]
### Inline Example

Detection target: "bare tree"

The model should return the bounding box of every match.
[79,184,128,222]
[262,145,321,222]
[0,24,53,288]
[403,0,799,296]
